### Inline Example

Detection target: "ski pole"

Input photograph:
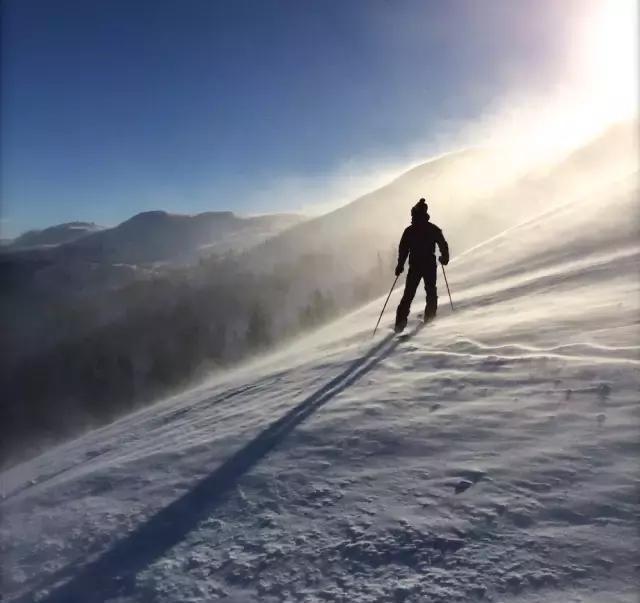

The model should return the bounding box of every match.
[440,262,454,312]
[372,274,399,337]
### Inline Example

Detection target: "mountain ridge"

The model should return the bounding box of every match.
[7,210,304,262]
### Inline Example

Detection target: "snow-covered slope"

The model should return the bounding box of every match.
[1,172,639,602]
[248,121,638,274]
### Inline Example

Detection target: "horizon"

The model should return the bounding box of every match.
[2,0,637,238]
[5,114,636,240]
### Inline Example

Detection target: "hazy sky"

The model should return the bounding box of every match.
[1,0,602,235]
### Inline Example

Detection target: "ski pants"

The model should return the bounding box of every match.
[395,260,437,325]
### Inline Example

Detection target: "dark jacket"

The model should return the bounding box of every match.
[397,214,449,269]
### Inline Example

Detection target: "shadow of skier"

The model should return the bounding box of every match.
[29,324,422,603]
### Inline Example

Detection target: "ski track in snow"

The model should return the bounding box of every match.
[1,182,639,602]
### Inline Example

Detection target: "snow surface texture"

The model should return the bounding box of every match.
[1,175,639,602]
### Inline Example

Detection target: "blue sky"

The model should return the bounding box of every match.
[1,0,587,236]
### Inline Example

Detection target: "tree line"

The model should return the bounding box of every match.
[1,249,394,467]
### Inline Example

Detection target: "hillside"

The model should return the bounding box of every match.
[1,153,638,600]
[9,222,105,249]
[61,210,304,264]
[4,211,304,266]
[247,120,638,275]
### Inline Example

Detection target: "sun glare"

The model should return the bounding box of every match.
[581,0,639,122]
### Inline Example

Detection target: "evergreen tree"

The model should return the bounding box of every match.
[246,303,271,349]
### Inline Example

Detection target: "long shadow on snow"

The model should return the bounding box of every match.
[29,324,422,603]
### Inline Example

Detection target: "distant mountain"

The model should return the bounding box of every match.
[9,222,104,248]
[4,211,304,267]
[0,210,304,300]
[58,210,304,264]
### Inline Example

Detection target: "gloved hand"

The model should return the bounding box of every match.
[394,264,404,277]
[439,255,449,266]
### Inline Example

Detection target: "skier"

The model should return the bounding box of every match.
[394,198,449,332]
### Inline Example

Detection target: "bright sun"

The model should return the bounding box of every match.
[581,0,639,122]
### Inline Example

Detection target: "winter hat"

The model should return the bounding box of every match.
[411,198,429,220]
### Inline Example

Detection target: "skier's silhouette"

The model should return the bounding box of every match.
[394,198,449,332]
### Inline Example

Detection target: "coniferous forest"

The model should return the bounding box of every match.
[1,245,394,467]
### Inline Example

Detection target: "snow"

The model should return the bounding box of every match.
[1,172,639,602]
